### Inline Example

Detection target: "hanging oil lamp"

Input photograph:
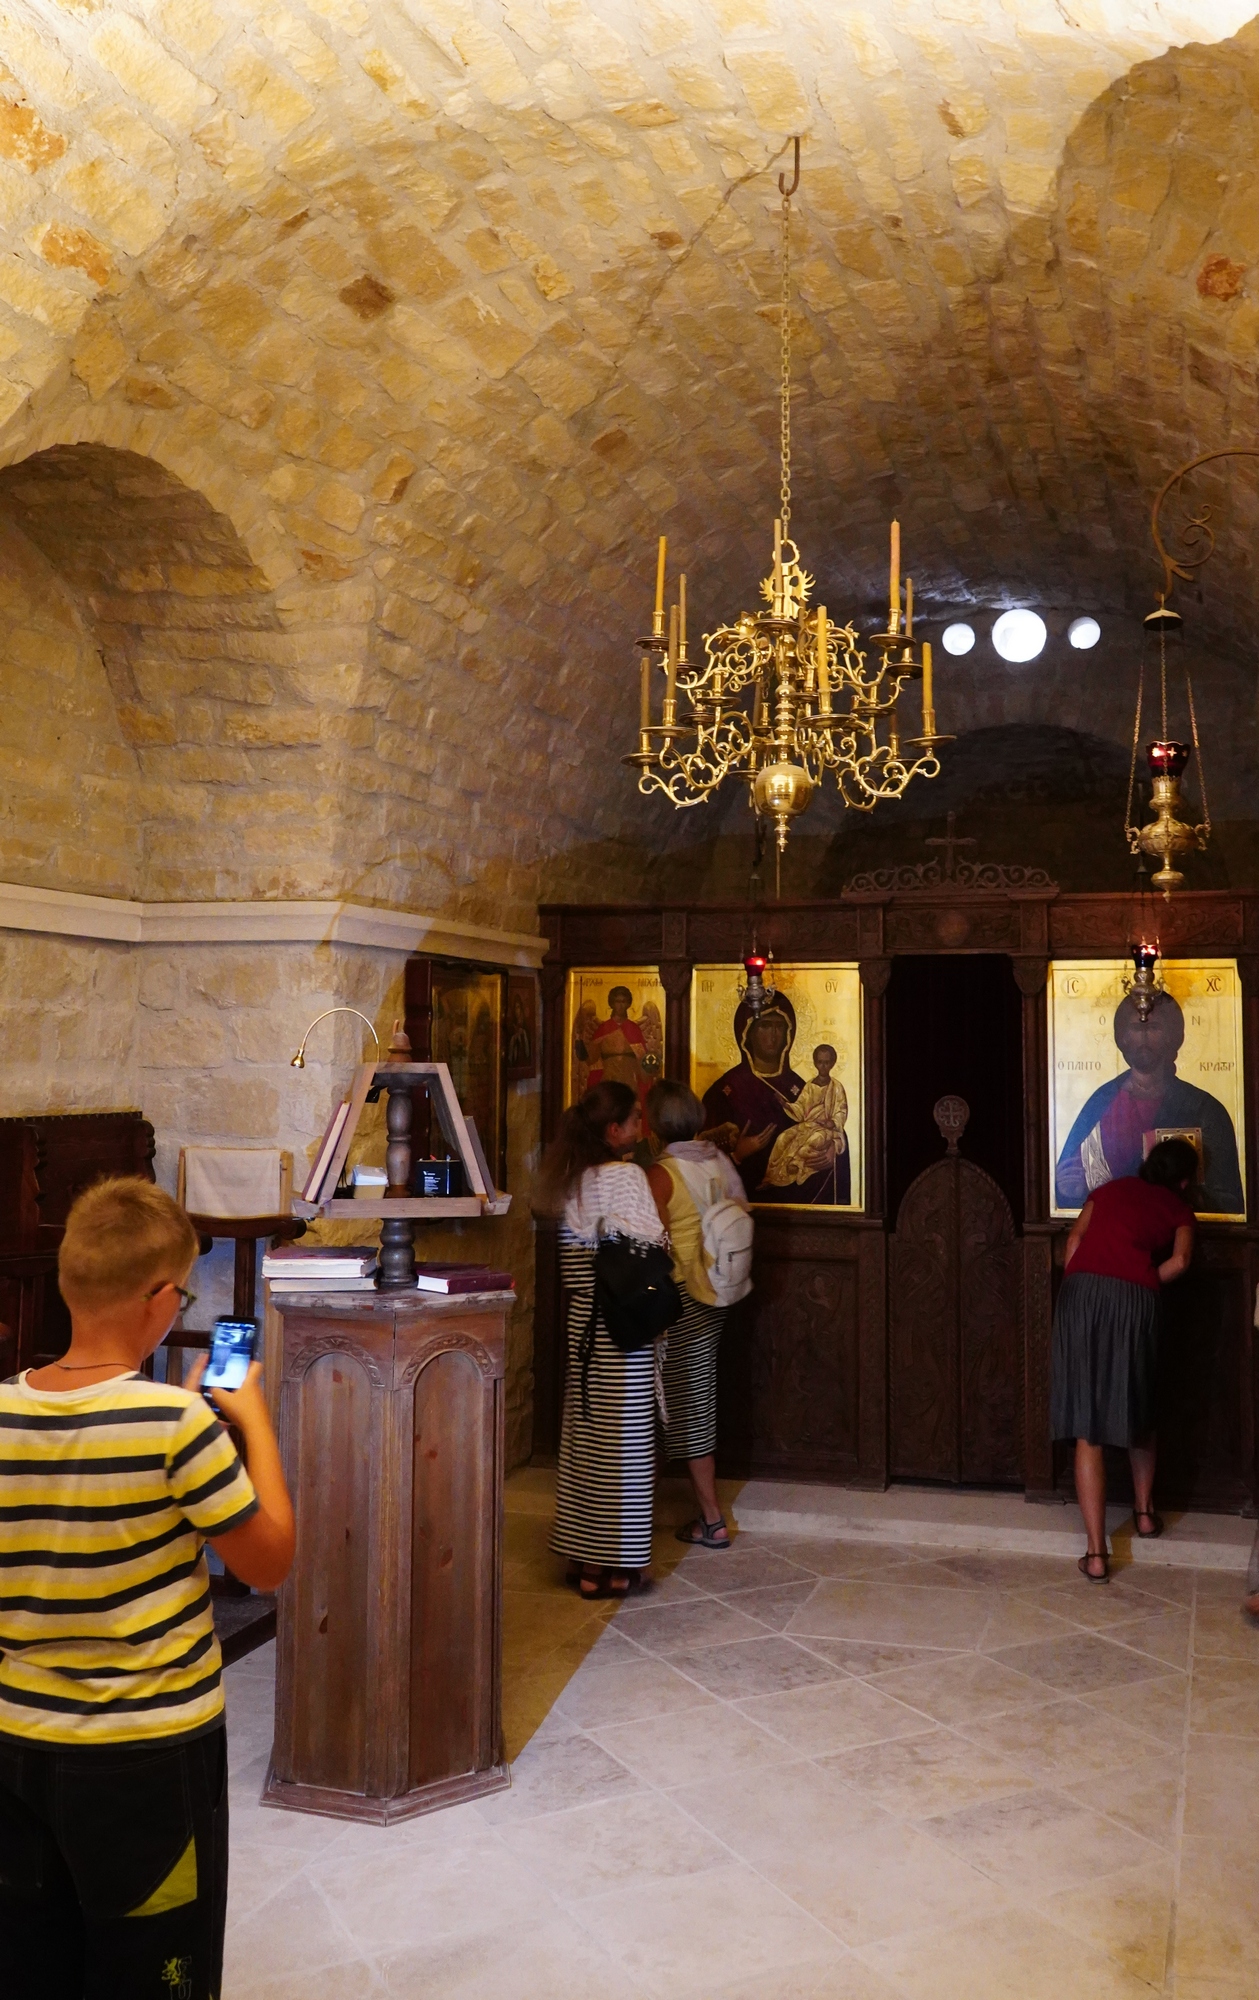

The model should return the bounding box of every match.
[1124,603,1209,896]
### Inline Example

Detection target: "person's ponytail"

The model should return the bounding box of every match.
[534,1081,638,1215]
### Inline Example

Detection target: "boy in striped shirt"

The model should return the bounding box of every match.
[0,1177,295,1999]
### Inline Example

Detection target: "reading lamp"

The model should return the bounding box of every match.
[290,1008,381,1068]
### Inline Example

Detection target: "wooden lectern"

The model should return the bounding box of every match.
[262,1286,512,1822]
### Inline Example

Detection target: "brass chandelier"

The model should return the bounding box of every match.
[626,138,946,865]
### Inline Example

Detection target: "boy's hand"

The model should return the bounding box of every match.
[185,1356,269,1429]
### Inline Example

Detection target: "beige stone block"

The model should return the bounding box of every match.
[360,48,435,119]
[195,279,271,357]
[273,402,321,454]
[0,97,66,173]
[153,0,228,62]
[367,221,459,304]
[256,7,339,86]
[450,19,530,107]
[90,15,212,127]
[370,452,414,504]
[0,253,86,335]
[304,0,368,30]
[443,292,536,377]
[312,480,366,534]
[222,44,314,138]
[725,49,809,128]
[317,425,375,473]
[251,326,318,387]
[59,156,164,257]
[221,708,323,747]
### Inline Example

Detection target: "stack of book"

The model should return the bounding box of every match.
[263,1245,379,1294]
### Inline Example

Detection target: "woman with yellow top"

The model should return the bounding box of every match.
[646,1081,751,1550]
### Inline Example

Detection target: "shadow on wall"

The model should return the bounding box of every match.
[536,724,1259,904]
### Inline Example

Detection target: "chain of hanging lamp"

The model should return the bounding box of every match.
[625,137,948,869]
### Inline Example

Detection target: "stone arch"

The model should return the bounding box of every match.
[0,442,339,902]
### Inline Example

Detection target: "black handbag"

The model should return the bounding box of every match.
[578,1232,682,1416]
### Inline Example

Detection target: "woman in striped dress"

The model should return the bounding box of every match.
[539,1082,670,1600]
[646,1081,750,1551]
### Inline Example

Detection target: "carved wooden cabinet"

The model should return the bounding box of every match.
[0,1111,155,1376]
[264,1289,512,1823]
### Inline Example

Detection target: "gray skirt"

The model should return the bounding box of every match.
[1051,1271,1160,1448]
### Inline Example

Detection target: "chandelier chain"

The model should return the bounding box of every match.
[779,185,791,539]
[1185,668,1210,835]
[1124,662,1144,835]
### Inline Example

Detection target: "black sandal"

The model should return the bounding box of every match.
[676,1516,731,1549]
[1134,1509,1164,1539]
[1078,1550,1110,1584]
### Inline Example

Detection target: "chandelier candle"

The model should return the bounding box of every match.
[889,520,900,634]
[623,136,947,864]
[905,576,913,639]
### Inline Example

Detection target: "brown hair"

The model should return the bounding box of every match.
[646,1079,705,1144]
[534,1082,638,1215]
[58,1177,199,1312]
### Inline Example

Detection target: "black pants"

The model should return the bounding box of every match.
[0,1724,228,2000]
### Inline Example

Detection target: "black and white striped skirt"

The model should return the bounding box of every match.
[550,1232,656,1570]
[660,1287,726,1462]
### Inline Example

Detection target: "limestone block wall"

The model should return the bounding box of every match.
[0,933,539,1467]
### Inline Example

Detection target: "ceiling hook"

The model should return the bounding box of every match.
[778,135,800,199]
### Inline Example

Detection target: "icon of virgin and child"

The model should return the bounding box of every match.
[700,993,851,1205]
[1054,990,1244,1215]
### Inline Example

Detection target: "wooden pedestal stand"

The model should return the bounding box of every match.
[262,1286,512,1822]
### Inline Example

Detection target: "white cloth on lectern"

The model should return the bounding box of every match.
[183,1148,282,1218]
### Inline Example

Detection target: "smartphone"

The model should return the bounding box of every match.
[202,1318,257,1399]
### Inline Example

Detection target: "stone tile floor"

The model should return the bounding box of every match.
[223,1517,1259,1999]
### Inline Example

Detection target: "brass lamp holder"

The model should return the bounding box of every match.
[1125,445,1259,894]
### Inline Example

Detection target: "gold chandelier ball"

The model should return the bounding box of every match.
[752,759,815,821]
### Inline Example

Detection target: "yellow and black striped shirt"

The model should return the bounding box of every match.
[0,1371,258,1745]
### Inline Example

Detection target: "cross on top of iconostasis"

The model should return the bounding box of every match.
[926,812,976,880]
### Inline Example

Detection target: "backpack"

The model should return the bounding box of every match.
[669,1157,755,1306]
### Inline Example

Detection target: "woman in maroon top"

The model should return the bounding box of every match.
[1052,1136,1196,1583]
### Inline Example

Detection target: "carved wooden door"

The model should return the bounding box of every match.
[890,1154,1024,1484]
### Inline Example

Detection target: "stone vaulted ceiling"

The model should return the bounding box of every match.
[0,1,1257,920]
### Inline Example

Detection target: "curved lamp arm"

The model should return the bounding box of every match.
[290,1008,381,1069]
[1151,446,1259,604]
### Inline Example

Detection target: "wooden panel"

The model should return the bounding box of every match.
[0,1113,155,1373]
[285,1350,373,1793]
[890,1157,1023,1486]
[718,1216,860,1481]
[958,1171,1023,1485]
[885,903,1020,955]
[1156,1237,1253,1511]
[409,1348,496,1788]
[553,910,663,963]
[890,1165,957,1480]
[1049,893,1244,956]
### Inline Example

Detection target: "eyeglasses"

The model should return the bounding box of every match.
[147,1283,197,1314]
